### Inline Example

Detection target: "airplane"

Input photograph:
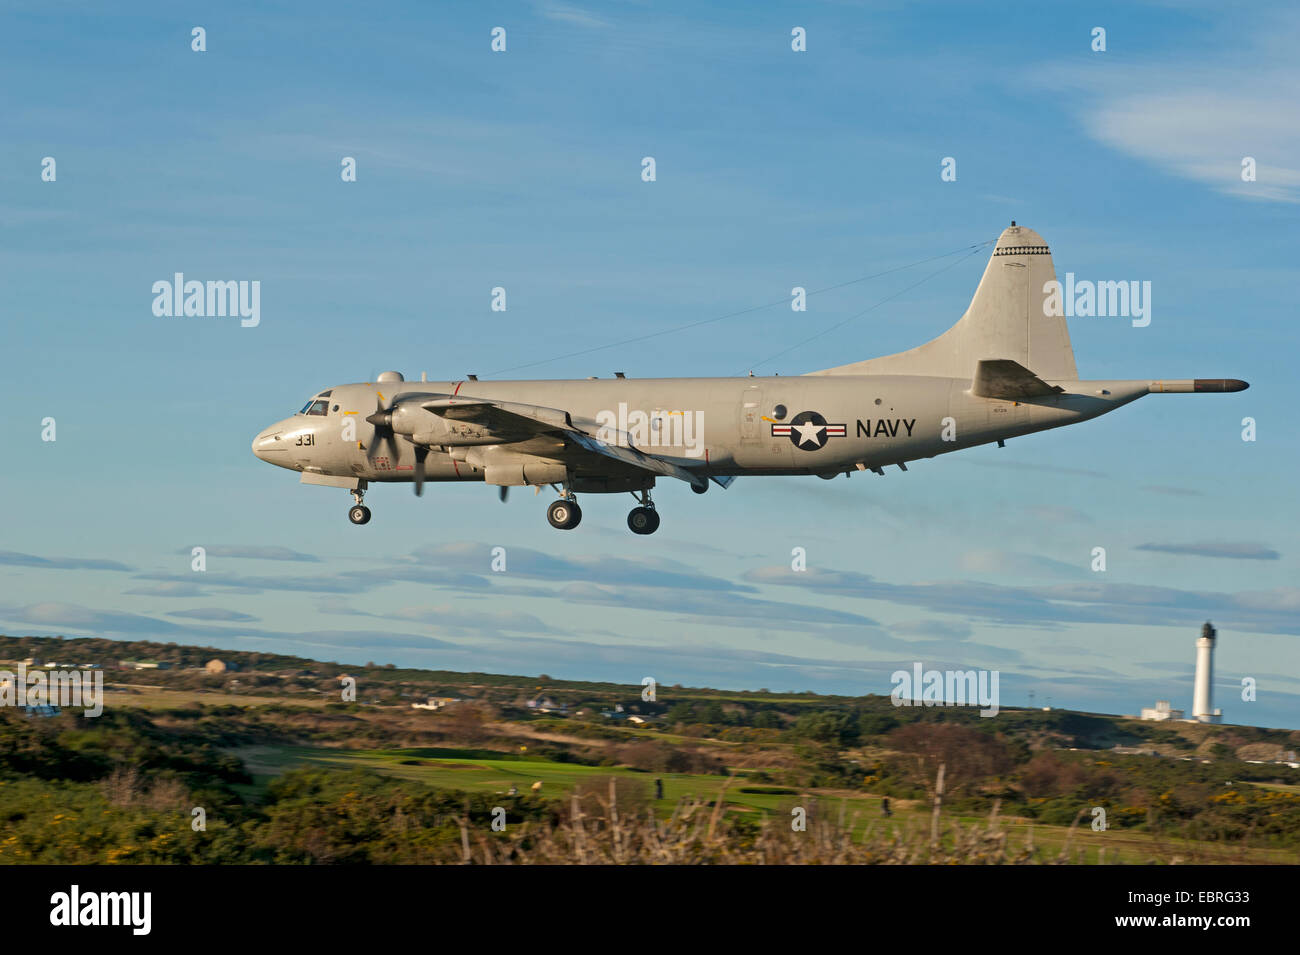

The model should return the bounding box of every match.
[252,223,1247,534]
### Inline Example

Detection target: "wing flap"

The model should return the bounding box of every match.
[568,432,707,490]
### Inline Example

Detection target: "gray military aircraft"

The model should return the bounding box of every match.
[252,223,1246,534]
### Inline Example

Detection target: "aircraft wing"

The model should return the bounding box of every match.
[421,397,572,437]
[971,359,1065,399]
[565,432,706,489]
[421,396,709,490]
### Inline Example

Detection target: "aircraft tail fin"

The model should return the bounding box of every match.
[810,224,1079,381]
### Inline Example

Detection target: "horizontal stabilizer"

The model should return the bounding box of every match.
[972,359,1064,399]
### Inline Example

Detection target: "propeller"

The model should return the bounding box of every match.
[365,392,434,497]
[498,486,509,503]
[414,446,428,496]
[364,395,399,464]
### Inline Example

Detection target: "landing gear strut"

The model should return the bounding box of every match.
[627,489,660,535]
[546,490,582,530]
[348,487,371,525]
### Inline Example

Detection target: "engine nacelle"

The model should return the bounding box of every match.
[483,462,568,486]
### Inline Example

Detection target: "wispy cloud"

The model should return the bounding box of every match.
[0,550,131,572]
[959,549,1087,580]
[1044,13,1300,203]
[407,542,757,593]
[166,608,259,622]
[123,582,211,598]
[745,566,1300,636]
[1136,541,1280,560]
[132,571,369,596]
[536,2,611,29]
[173,545,320,563]
[891,619,973,640]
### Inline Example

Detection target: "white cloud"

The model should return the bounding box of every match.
[536,2,611,29]
[1083,87,1300,203]
[1043,14,1300,203]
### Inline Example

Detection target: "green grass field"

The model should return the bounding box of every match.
[104,683,332,709]
[230,743,792,813]
[227,743,1300,864]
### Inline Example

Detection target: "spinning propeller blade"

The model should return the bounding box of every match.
[364,395,399,464]
[414,446,428,496]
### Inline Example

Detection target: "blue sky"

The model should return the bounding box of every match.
[2,1,1297,727]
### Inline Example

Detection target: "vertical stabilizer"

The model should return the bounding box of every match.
[811,224,1079,380]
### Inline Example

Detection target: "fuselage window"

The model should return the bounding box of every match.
[306,399,329,416]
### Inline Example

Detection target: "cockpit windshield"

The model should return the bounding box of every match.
[297,397,330,416]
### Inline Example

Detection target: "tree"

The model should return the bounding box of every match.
[793,711,859,747]
[887,723,1011,796]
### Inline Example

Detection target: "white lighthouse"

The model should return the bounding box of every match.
[1192,621,1222,723]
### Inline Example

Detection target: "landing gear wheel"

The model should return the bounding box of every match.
[691,482,708,495]
[348,505,371,525]
[627,507,660,535]
[547,499,582,530]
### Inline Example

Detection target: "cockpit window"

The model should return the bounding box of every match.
[297,391,333,414]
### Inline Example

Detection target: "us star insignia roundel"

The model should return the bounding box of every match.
[770,410,846,450]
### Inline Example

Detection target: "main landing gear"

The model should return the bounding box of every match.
[541,485,662,534]
[348,488,372,525]
[627,489,660,535]
[546,494,582,530]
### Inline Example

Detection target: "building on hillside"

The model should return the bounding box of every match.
[1140,700,1184,721]
[205,659,233,674]
[119,660,171,670]
[412,696,460,711]
[526,696,567,713]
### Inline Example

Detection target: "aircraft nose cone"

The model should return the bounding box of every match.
[252,428,284,461]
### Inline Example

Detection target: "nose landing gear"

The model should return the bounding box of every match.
[348,488,371,525]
